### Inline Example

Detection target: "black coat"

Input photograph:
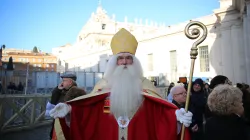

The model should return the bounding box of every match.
[190,91,206,128]
[204,114,250,140]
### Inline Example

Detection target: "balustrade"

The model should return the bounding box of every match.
[0,94,52,133]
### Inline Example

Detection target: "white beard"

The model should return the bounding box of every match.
[107,65,143,117]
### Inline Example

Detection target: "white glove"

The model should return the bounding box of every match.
[49,103,72,119]
[175,108,193,127]
[45,102,56,117]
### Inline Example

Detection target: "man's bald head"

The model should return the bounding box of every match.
[170,85,187,104]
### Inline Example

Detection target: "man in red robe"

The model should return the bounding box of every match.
[49,28,192,140]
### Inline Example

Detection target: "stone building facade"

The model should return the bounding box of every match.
[53,0,250,85]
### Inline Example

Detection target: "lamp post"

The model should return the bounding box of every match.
[3,64,7,94]
[24,62,29,95]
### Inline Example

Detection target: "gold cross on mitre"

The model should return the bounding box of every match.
[111,28,138,55]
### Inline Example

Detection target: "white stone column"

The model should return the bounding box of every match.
[243,1,250,84]
[247,1,250,16]
[220,27,234,80]
[231,24,246,83]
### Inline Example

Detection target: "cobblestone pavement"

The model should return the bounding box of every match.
[0,125,52,140]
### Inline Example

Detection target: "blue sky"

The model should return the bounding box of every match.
[0,0,219,53]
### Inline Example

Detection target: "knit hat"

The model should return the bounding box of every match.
[209,75,228,89]
[193,78,204,87]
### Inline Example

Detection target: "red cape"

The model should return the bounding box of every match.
[53,92,190,140]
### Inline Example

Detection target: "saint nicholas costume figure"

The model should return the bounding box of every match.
[49,28,192,140]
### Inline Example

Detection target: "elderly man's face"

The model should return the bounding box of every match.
[117,53,133,66]
[62,78,73,89]
[173,86,187,104]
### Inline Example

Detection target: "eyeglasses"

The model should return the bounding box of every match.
[174,92,187,96]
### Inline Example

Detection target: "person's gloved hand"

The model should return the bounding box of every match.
[49,103,71,119]
[45,102,55,117]
[175,108,193,127]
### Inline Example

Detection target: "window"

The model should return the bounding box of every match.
[102,24,106,30]
[65,63,69,71]
[148,54,153,71]
[199,46,210,72]
[170,50,177,72]
[170,50,177,82]
[58,60,61,66]
[101,40,105,46]
[79,36,82,41]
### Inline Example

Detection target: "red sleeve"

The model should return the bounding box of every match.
[142,95,191,140]
[66,93,117,140]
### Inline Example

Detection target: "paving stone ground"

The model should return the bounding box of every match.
[0,125,52,140]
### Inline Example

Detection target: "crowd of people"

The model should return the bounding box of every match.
[167,75,250,140]
[7,82,24,91]
[0,81,24,94]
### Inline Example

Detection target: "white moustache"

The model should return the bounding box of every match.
[113,65,136,77]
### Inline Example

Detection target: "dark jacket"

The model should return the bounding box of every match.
[205,114,250,140]
[190,91,206,128]
[172,100,185,109]
[50,85,86,105]
[49,85,86,139]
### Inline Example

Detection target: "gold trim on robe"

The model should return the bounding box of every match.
[67,78,162,103]
[53,118,66,140]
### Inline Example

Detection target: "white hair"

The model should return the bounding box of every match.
[104,53,144,117]
[169,85,185,99]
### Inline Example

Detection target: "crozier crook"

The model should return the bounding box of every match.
[180,21,208,140]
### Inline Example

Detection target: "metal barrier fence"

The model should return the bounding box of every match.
[0,70,104,94]
[0,94,52,133]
